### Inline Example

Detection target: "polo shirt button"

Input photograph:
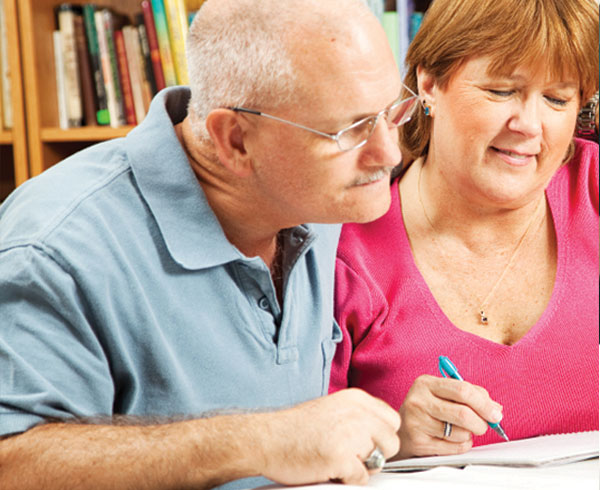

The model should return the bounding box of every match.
[291,233,304,244]
[258,296,270,310]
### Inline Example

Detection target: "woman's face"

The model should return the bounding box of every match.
[423,56,580,209]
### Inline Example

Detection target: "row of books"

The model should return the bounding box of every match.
[366,0,428,74]
[0,0,12,131]
[54,0,203,129]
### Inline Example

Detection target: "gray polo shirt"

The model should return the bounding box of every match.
[0,88,341,489]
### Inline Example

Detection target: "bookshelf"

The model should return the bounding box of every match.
[14,0,427,181]
[0,0,27,200]
[18,0,142,177]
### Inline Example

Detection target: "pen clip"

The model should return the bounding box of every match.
[438,356,463,381]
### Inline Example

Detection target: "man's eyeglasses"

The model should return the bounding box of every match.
[228,86,420,152]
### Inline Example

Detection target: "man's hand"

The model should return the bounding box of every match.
[0,389,400,489]
[256,388,401,486]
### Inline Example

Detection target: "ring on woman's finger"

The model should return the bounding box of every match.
[363,446,386,470]
[443,421,453,439]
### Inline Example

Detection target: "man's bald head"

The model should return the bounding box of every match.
[186,0,387,141]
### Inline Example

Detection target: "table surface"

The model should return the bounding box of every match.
[253,458,599,490]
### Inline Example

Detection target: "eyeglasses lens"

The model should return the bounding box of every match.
[337,119,376,151]
[388,97,418,127]
[337,96,419,151]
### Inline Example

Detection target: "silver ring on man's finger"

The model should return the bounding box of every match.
[443,421,453,439]
[363,446,386,470]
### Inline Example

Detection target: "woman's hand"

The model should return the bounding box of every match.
[396,375,503,459]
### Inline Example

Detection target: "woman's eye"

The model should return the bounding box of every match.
[544,95,568,107]
[488,89,514,97]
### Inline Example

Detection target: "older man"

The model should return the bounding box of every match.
[0,0,418,488]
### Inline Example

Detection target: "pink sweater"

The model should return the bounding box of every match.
[331,138,599,446]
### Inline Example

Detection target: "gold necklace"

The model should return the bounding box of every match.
[417,162,544,325]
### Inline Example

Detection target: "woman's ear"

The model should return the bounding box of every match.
[205,109,253,177]
[417,65,437,117]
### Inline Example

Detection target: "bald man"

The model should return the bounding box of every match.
[0,0,413,488]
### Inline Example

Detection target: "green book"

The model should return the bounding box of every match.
[382,11,399,70]
[82,4,109,125]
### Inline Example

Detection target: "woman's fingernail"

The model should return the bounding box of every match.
[491,410,503,423]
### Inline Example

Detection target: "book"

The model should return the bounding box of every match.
[95,9,125,127]
[95,9,118,127]
[53,30,68,130]
[384,431,600,471]
[141,1,166,91]
[82,4,109,125]
[409,11,424,41]
[395,0,411,75]
[381,11,399,71]
[0,0,12,129]
[113,29,137,125]
[73,14,97,126]
[122,25,147,123]
[163,0,189,85]
[102,9,127,126]
[57,4,83,127]
[150,0,177,86]
[135,12,158,98]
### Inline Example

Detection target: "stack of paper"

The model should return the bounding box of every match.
[384,431,599,471]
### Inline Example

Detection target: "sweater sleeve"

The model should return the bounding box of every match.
[329,255,389,393]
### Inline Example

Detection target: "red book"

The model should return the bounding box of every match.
[141,0,166,91]
[73,13,98,126]
[114,29,137,125]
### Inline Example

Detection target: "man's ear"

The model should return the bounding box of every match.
[205,109,253,177]
[417,65,437,116]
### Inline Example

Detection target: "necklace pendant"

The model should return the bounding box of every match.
[479,310,489,325]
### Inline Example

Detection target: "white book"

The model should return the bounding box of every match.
[0,0,12,129]
[122,25,147,124]
[58,6,83,127]
[53,30,68,130]
[94,10,119,128]
[384,431,599,471]
[395,0,411,76]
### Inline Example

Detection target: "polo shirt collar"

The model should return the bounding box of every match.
[125,87,244,270]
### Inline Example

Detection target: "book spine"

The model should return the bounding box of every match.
[114,29,137,125]
[122,26,147,124]
[0,0,12,129]
[94,10,118,127]
[382,11,399,70]
[57,4,83,127]
[73,14,97,126]
[163,0,188,85]
[82,4,109,125]
[53,30,69,130]
[102,9,126,126]
[136,26,157,109]
[409,11,424,41]
[141,1,166,91]
[150,0,177,86]
[135,12,157,96]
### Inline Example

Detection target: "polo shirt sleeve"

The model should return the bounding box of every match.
[0,245,115,437]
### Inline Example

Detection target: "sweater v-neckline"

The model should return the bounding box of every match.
[393,172,566,352]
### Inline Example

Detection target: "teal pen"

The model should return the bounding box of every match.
[438,356,509,441]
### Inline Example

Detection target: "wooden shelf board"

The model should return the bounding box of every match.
[40,126,136,142]
[0,130,12,144]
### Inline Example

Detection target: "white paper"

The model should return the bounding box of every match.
[384,431,599,471]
